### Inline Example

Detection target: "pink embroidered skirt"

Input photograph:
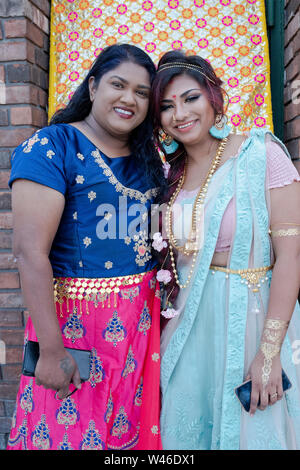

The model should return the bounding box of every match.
[7,269,162,450]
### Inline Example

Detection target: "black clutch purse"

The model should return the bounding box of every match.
[22,340,91,382]
[234,369,292,412]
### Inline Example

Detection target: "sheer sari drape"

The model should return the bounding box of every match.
[160,129,300,450]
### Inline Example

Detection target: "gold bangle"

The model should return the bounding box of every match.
[270,227,300,237]
[264,318,289,330]
[273,222,300,226]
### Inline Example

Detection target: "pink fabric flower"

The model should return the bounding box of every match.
[156,269,172,284]
[161,307,179,318]
[163,162,170,178]
[152,232,167,252]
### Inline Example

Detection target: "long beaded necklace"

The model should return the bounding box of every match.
[165,137,228,289]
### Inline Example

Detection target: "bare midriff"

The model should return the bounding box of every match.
[211,250,229,267]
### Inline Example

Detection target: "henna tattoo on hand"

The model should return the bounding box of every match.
[260,318,289,387]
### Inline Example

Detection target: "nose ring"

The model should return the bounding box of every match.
[173,113,189,122]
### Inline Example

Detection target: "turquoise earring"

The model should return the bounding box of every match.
[158,129,179,154]
[163,139,179,154]
[209,114,231,139]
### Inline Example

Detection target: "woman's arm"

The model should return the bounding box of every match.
[266,183,300,320]
[12,179,81,398]
[293,160,300,176]
[248,181,300,415]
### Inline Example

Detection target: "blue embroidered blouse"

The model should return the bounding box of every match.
[9,124,158,278]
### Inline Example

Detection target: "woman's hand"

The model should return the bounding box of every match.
[35,348,81,399]
[246,350,283,416]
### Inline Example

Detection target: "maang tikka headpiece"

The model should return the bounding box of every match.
[157,62,216,85]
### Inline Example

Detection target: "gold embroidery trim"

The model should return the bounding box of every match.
[107,426,140,450]
[210,265,273,292]
[91,149,158,203]
[53,270,152,315]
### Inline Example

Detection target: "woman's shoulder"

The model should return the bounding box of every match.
[265,139,300,189]
[223,133,248,161]
[231,128,280,158]
[30,123,69,138]
[16,124,67,151]
[228,128,300,188]
[13,124,80,161]
[9,124,70,193]
[40,123,76,142]
[229,133,248,150]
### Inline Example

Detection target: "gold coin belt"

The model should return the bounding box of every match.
[53,271,148,316]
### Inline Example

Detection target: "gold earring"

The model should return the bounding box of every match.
[159,129,173,146]
[214,114,224,129]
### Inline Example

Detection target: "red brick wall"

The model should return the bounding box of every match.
[284,0,300,174]
[0,0,50,448]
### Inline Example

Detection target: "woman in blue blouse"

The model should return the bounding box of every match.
[7,44,164,451]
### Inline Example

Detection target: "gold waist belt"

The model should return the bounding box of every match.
[53,270,151,315]
[209,265,273,292]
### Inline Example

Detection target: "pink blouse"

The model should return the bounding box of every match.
[176,141,300,252]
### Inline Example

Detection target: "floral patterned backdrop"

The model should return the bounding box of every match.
[49,0,273,133]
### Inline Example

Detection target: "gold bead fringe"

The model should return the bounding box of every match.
[53,271,149,316]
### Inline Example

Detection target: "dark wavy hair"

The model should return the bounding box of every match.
[50,43,165,190]
[151,50,226,307]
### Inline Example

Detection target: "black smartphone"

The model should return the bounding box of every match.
[22,340,91,382]
[235,369,292,412]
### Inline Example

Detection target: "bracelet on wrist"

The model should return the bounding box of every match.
[260,318,289,387]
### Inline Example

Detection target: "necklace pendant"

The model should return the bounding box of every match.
[167,137,228,287]
[184,241,196,253]
[189,230,196,241]
[184,242,192,253]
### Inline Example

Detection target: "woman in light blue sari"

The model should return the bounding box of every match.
[151,51,300,450]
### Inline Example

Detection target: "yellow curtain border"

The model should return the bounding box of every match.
[258,0,273,133]
[48,0,274,132]
[48,0,56,121]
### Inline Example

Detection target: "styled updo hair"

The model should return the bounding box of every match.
[151,50,227,308]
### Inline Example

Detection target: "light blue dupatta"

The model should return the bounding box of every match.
[160,129,300,449]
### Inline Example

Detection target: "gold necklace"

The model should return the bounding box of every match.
[165,138,228,289]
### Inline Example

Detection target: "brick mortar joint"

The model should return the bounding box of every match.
[26,0,51,17]
[0,35,49,48]
[285,11,298,25]
[0,1,50,33]
[284,32,300,48]
[24,1,50,33]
